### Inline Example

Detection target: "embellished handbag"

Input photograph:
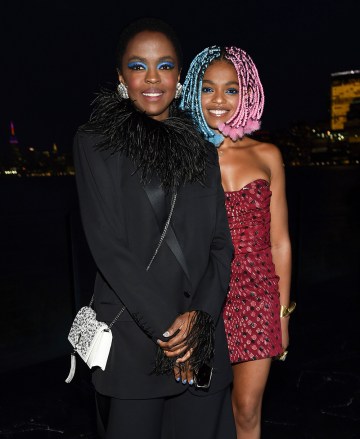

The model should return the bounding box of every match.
[65,192,177,383]
[65,297,125,383]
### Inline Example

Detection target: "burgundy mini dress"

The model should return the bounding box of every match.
[223,179,283,363]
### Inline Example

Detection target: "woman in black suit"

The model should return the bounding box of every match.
[73,17,236,438]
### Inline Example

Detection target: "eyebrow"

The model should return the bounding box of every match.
[127,56,176,63]
[202,79,239,86]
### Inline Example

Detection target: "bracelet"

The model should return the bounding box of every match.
[280,301,296,318]
[276,350,288,361]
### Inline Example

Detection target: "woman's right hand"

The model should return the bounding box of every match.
[173,359,194,385]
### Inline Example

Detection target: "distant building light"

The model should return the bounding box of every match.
[331,70,360,77]
[331,70,360,130]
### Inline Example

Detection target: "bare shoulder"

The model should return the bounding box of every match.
[251,141,283,168]
[255,141,282,159]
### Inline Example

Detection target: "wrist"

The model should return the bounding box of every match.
[280,301,296,318]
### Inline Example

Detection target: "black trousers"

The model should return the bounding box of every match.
[96,386,236,439]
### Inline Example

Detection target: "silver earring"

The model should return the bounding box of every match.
[175,82,182,99]
[117,82,129,99]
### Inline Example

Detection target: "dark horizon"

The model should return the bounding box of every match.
[1,0,358,152]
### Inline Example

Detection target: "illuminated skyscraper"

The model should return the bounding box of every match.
[8,121,22,169]
[9,121,19,144]
[331,70,360,130]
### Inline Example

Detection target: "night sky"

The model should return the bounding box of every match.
[1,0,358,153]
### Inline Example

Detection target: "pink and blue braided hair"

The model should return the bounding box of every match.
[180,46,264,146]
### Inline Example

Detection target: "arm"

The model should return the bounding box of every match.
[159,155,233,364]
[73,131,178,341]
[268,145,292,349]
[190,159,234,322]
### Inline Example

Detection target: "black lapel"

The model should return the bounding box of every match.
[142,178,191,284]
[166,223,191,284]
[143,177,168,227]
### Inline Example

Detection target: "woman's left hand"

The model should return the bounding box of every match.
[157,311,196,358]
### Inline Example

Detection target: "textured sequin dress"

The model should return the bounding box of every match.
[223,179,283,363]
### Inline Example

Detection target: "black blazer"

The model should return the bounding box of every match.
[73,129,234,399]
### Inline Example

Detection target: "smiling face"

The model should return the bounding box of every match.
[118,30,180,121]
[201,59,240,131]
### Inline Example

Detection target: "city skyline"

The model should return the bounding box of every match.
[1,0,358,152]
[2,66,358,155]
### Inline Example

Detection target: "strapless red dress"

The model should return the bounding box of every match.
[223,179,283,363]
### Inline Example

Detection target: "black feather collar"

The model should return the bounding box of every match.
[81,89,208,191]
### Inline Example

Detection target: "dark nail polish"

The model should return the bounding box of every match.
[189,379,194,385]
[176,377,181,382]
[182,379,187,384]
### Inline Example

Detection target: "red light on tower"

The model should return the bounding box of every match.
[9,121,19,144]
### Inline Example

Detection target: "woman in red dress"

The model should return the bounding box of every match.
[180,46,295,439]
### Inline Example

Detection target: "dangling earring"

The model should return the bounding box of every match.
[175,82,182,99]
[117,82,129,99]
